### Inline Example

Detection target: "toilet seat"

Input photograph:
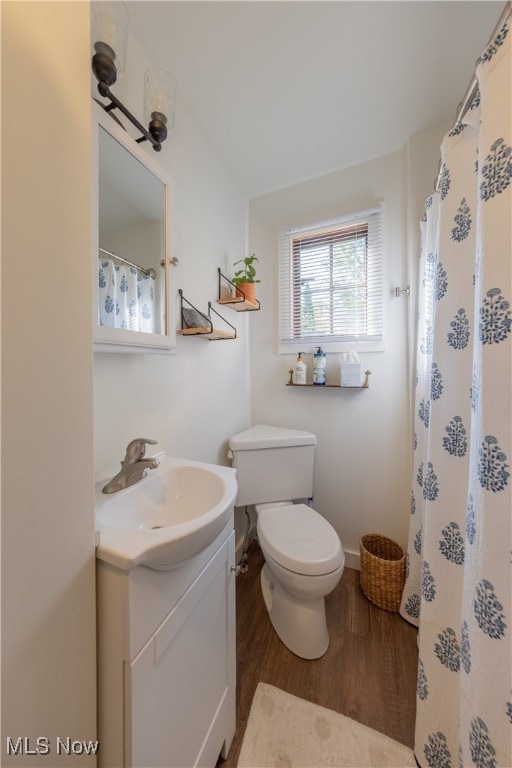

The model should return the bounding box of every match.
[257,503,343,577]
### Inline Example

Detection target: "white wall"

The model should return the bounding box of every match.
[1,3,96,764]
[249,139,443,568]
[93,34,251,474]
[1,5,250,764]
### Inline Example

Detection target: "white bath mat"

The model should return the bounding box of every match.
[237,683,416,768]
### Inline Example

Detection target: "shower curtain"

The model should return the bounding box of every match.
[98,257,156,333]
[400,13,511,768]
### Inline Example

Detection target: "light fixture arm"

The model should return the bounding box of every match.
[95,80,162,152]
[91,3,172,153]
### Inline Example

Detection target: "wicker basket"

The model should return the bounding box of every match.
[359,533,405,612]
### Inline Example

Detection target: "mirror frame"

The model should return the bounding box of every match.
[92,101,176,354]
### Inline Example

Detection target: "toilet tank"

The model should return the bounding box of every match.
[228,425,316,507]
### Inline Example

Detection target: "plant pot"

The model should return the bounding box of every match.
[235,282,256,303]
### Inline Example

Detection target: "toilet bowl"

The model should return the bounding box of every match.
[256,502,344,659]
[228,424,345,660]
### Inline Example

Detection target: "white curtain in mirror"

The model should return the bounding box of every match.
[98,257,156,333]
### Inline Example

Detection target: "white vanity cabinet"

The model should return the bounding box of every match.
[97,519,236,768]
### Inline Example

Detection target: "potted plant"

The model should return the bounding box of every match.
[231,254,260,303]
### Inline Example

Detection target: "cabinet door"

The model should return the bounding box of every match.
[94,102,176,354]
[125,533,235,767]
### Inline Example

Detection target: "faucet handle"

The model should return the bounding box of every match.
[125,438,158,461]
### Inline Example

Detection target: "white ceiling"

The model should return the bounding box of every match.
[127,1,504,197]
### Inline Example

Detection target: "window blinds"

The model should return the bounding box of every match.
[279,206,383,347]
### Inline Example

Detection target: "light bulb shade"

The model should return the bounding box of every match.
[92,1,129,81]
[144,69,177,132]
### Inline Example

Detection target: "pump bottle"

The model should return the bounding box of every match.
[292,352,307,385]
[313,347,326,385]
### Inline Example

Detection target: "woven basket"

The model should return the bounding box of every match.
[359,533,405,612]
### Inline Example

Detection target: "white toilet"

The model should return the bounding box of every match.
[228,424,344,659]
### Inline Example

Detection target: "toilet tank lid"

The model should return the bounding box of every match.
[229,424,317,451]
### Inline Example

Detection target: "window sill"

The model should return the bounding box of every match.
[278,340,385,354]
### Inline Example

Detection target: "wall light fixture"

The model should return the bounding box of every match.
[91,2,175,152]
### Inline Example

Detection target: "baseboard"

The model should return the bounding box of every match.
[344,549,360,571]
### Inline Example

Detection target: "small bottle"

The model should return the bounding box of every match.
[292,352,307,385]
[313,347,326,385]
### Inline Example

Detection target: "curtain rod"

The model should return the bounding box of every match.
[99,246,156,279]
[435,0,511,191]
[455,0,511,125]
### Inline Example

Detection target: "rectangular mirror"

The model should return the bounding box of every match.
[93,101,176,353]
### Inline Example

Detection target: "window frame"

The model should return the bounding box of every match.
[291,223,369,339]
[278,205,385,354]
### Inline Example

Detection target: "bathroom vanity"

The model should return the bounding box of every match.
[95,454,238,767]
[97,519,236,767]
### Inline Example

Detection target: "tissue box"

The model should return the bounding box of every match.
[340,352,363,387]
[341,363,363,387]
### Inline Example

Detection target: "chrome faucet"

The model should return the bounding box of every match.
[102,438,159,494]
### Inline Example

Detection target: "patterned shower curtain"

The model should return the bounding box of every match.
[98,256,156,333]
[400,13,511,768]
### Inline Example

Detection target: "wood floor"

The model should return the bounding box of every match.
[219,543,418,768]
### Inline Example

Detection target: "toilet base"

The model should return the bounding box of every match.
[260,563,329,660]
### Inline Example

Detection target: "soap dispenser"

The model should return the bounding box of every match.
[292,352,307,385]
[313,347,326,385]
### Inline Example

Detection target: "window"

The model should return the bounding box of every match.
[278,206,383,351]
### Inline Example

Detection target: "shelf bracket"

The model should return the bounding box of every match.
[217,268,260,311]
[207,301,237,339]
[178,289,213,336]
[178,290,236,340]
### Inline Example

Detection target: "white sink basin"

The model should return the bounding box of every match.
[95,455,237,571]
